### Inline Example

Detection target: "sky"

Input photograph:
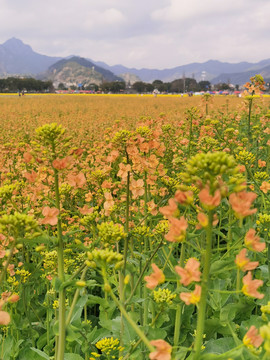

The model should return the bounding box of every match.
[0,0,270,69]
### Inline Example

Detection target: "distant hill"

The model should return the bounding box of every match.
[0,38,61,75]
[211,64,270,85]
[1,37,270,86]
[42,57,123,87]
[93,59,270,83]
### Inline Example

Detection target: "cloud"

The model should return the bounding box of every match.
[0,0,269,68]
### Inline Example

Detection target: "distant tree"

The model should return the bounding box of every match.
[85,83,99,92]
[110,81,126,93]
[170,79,184,93]
[215,83,230,91]
[0,77,54,93]
[58,83,67,90]
[184,78,197,92]
[132,81,146,93]
[198,81,211,91]
[152,80,163,91]
[145,83,154,92]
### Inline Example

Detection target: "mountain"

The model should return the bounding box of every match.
[1,37,270,85]
[92,59,270,83]
[211,64,270,85]
[42,56,123,87]
[0,37,62,75]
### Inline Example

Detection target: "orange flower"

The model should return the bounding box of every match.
[85,191,93,202]
[235,249,259,271]
[243,326,263,348]
[23,152,33,163]
[104,192,115,216]
[159,198,179,218]
[0,311,10,325]
[67,172,86,188]
[229,191,257,218]
[242,271,264,299]
[165,216,188,243]
[117,163,131,180]
[7,294,20,303]
[196,212,219,229]
[149,339,172,360]
[175,258,201,286]
[258,159,266,168]
[41,207,59,226]
[130,179,145,199]
[52,156,71,170]
[144,263,165,290]
[174,190,193,205]
[24,170,37,183]
[78,205,94,215]
[238,165,246,173]
[197,212,208,228]
[244,229,265,252]
[180,285,201,305]
[147,200,158,215]
[106,149,119,163]
[198,187,221,210]
[260,181,270,194]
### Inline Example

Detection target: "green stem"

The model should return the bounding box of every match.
[248,97,253,145]
[66,267,88,326]
[109,289,155,352]
[123,171,130,277]
[0,244,15,285]
[187,114,193,158]
[125,239,163,305]
[52,143,66,360]
[173,242,186,351]
[193,211,213,360]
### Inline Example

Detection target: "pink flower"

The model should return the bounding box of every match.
[242,271,264,299]
[41,207,59,226]
[0,311,10,325]
[144,264,165,290]
[180,285,201,305]
[165,216,188,243]
[130,179,145,199]
[198,187,221,210]
[174,190,193,205]
[243,326,263,348]
[149,339,172,360]
[244,229,265,252]
[260,182,270,194]
[24,170,37,183]
[52,156,71,170]
[175,258,201,286]
[235,249,259,271]
[160,199,179,218]
[229,191,257,219]
[67,172,86,188]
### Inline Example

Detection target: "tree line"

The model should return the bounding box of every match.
[0,77,53,93]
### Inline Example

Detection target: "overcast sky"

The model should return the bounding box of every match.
[1,0,269,69]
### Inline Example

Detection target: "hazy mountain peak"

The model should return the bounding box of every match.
[3,37,33,54]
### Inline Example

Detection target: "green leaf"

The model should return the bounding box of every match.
[52,277,62,291]
[202,337,235,355]
[70,295,88,323]
[2,336,14,359]
[30,348,50,360]
[210,259,234,275]
[64,354,84,360]
[220,302,254,323]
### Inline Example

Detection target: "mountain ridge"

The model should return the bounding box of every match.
[1,38,270,85]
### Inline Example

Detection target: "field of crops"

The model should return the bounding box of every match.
[1,80,270,360]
